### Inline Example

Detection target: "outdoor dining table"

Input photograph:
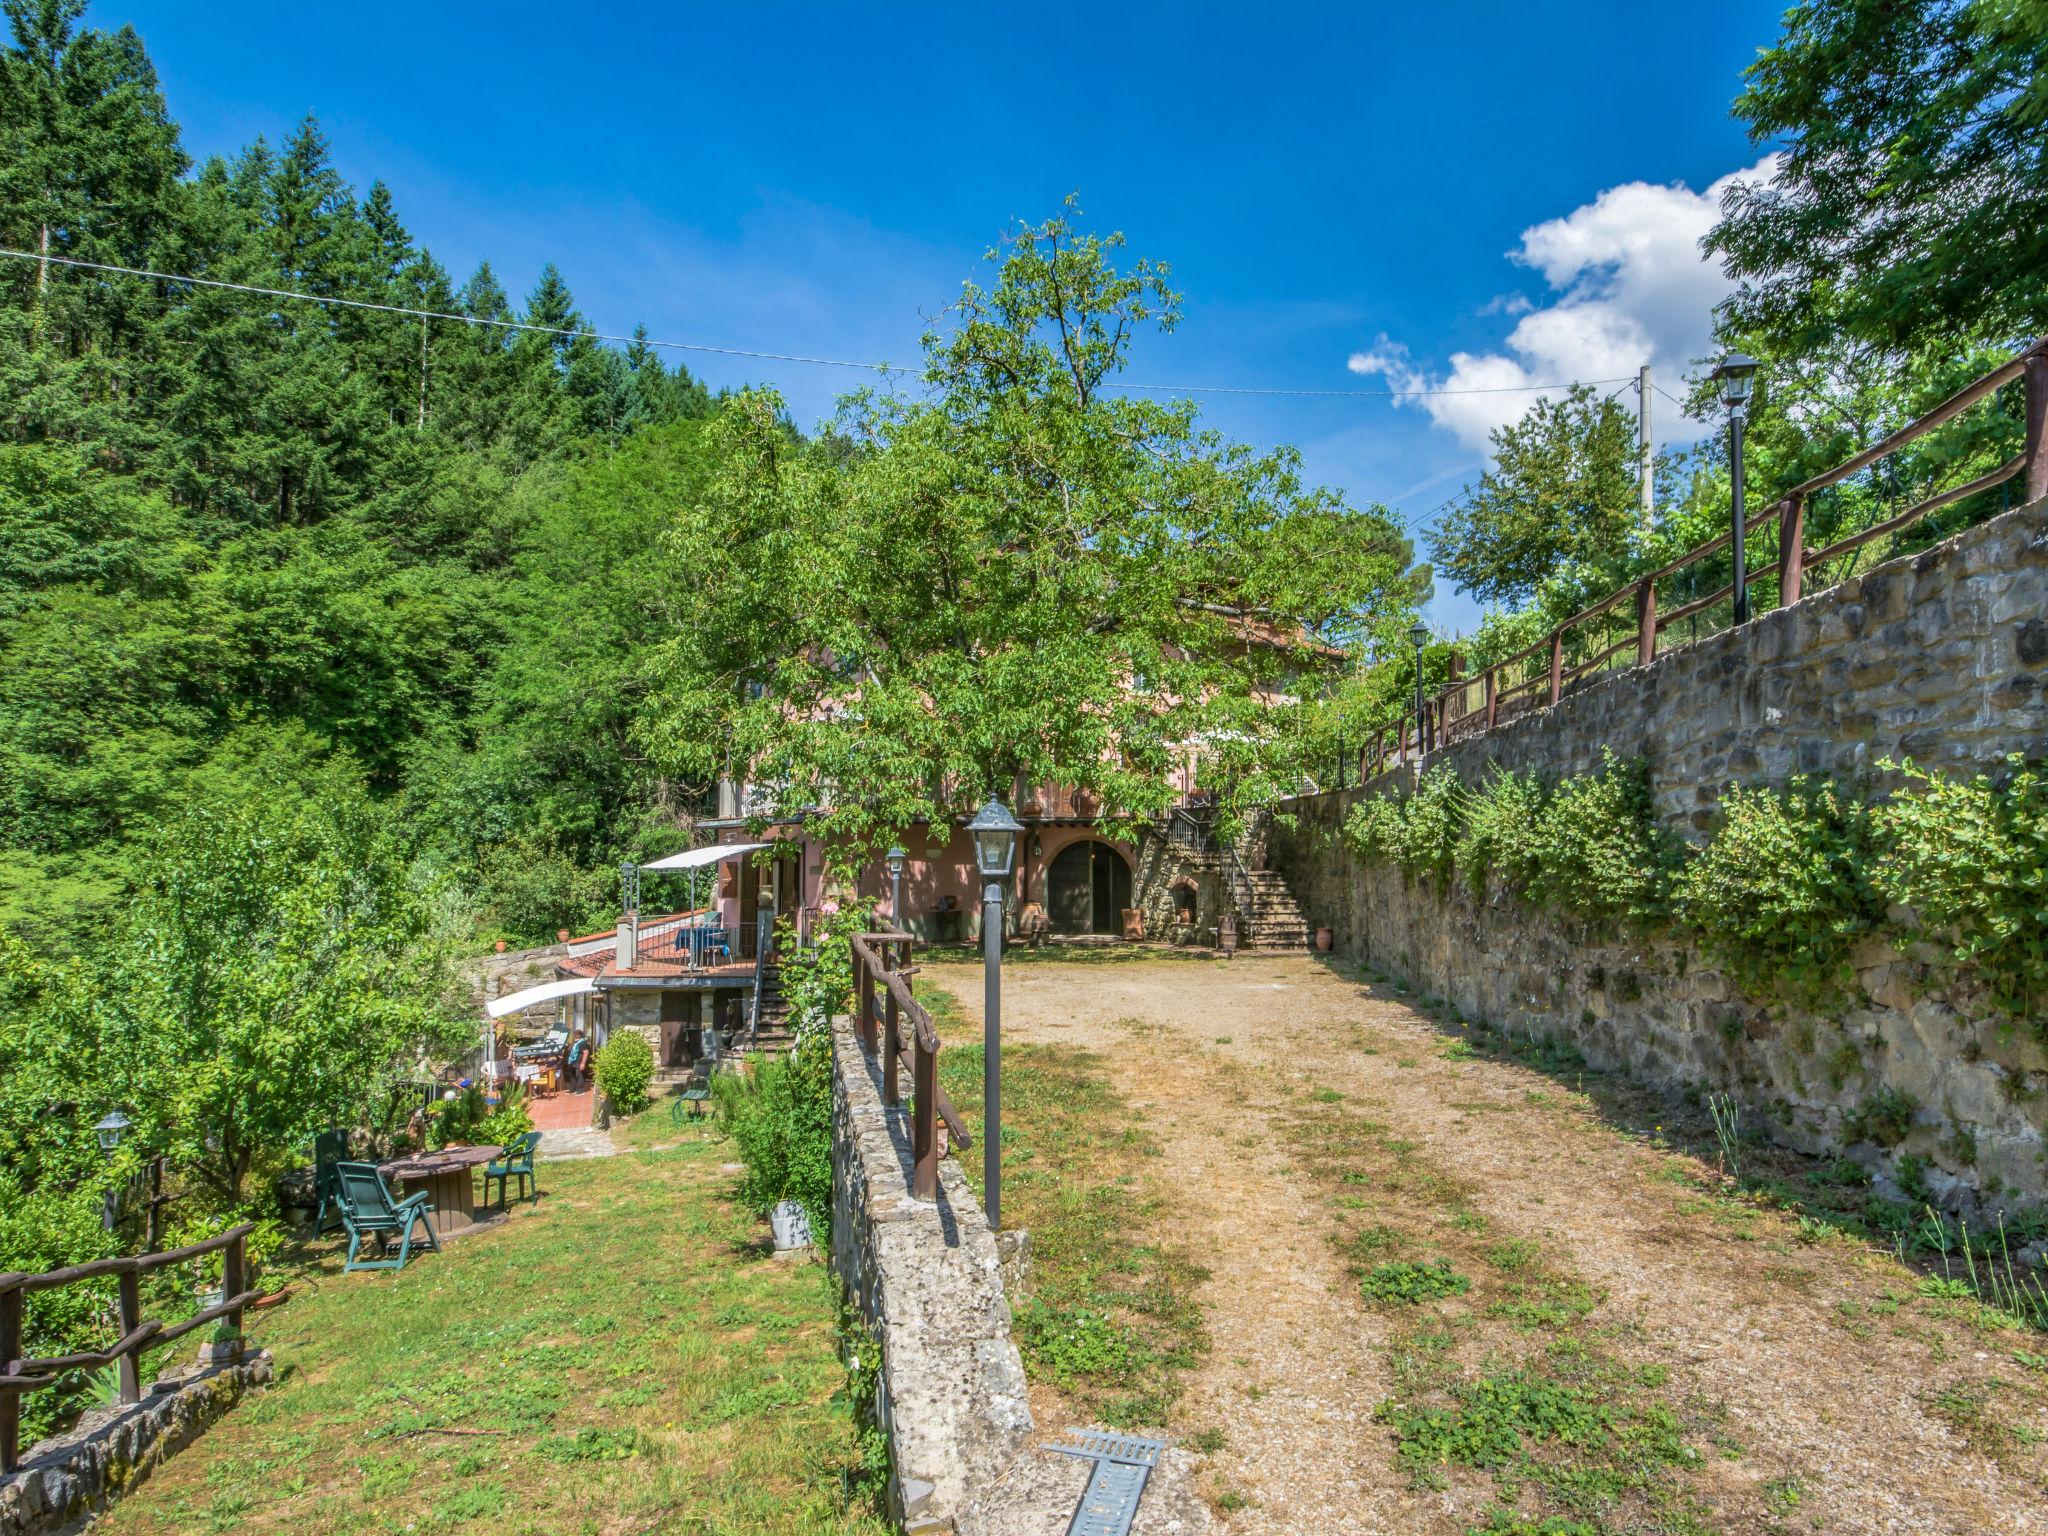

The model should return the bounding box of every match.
[377,1144,503,1237]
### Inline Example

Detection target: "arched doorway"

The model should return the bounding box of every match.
[1046,840,1133,936]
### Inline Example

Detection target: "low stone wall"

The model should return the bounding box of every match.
[830,1018,1032,1533]
[0,1351,272,1535]
[1270,498,2048,1208]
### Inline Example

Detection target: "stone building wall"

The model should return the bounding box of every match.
[1269,496,2048,1208]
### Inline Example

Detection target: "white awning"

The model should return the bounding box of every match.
[486,976,597,1018]
[641,841,771,872]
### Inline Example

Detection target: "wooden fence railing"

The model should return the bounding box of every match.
[1360,335,2048,782]
[0,1222,257,1472]
[849,931,972,1201]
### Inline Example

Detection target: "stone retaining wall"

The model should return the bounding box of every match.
[830,1019,1031,1533]
[1270,496,2048,1207]
[0,1351,272,1535]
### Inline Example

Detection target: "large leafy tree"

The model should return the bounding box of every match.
[643,207,1422,855]
[1427,385,1660,610]
[1708,0,2048,353]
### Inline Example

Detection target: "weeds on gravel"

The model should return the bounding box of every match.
[1280,1100,1719,1535]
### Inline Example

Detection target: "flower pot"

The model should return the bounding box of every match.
[769,1199,814,1253]
[1315,927,1334,953]
[1071,789,1101,817]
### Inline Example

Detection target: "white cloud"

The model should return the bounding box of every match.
[1349,156,1778,452]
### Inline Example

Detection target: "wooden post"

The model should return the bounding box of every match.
[1778,495,1805,608]
[116,1269,141,1404]
[1636,578,1657,666]
[1548,631,1564,706]
[882,984,900,1106]
[2024,353,2048,505]
[0,1284,19,1473]
[911,1038,937,1200]
[857,955,876,1052]
[1484,667,1497,730]
[223,1230,247,1339]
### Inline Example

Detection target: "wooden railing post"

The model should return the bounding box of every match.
[1778,495,1805,608]
[2025,352,2048,505]
[1483,667,1498,729]
[1635,578,1657,666]
[0,1284,19,1473]
[223,1231,246,1342]
[1548,631,1564,706]
[116,1268,142,1404]
[911,1035,937,1200]
[857,952,876,1052]
[882,984,900,1105]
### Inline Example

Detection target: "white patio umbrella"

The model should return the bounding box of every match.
[482,977,598,1075]
[640,841,770,914]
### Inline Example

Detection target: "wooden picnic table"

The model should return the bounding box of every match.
[377,1144,503,1237]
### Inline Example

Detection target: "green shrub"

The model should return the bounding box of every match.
[714,1028,835,1241]
[1526,751,1677,929]
[475,1084,534,1149]
[1676,777,1881,1003]
[1343,767,1467,890]
[1874,755,2048,1022]
[1845,1087,1918,1148]
[1455,766,1547,899]
[593,1030,655,1115]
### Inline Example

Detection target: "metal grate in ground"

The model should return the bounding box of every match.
[1049,1430,1165,1536]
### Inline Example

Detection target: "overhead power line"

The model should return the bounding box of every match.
[0,247,1635,401]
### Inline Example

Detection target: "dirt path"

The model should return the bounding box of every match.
[925,953,2047,1536]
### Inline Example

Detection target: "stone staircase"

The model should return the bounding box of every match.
[1239,866,1313,949]
[750,955,794,1050]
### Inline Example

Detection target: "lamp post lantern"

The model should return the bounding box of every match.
[1713,352,1760,625]
[885,845,907,930]
[95,1111,130,1232]
[966,796,1022,1231]
[1408,619,1430,754]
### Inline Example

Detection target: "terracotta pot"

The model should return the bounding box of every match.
[1315,926,1334,954]
[1071,788,1101,817]
[250,1287,294,1311]
[494,939,508,953]
[557,928,571,943]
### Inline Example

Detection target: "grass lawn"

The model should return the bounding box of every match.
[96,1110,889,1536]
[919,982,1208,1431]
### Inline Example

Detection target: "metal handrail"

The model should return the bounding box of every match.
[1356,334,2048,786]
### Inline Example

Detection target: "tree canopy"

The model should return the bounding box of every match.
[641,209,1426,856]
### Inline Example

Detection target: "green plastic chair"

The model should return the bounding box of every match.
[335,1162,437,1273]
[484,1131,542,1209]
[312,1128,349,1234]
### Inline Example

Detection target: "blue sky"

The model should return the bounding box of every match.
[119,1,1787,635]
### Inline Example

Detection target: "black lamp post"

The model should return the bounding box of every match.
[1713,352,1759,624]
[967,797,1021,1232]
[1408,619,1430,754]
[885,845,907,932]
[95,1110,130,1232]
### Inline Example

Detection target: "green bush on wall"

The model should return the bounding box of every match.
[1341,751,2048,1031]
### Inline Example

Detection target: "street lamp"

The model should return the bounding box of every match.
[95,1111,130,1232]
[1713,352,1760,624]
[95,1110,131,1160]
[885,845,907,931]
[1408,619,1430,754]
[966,796,1022,1232]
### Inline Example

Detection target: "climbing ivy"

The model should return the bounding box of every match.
[1872,755,2048,1022]
[1341,752,2048,1029]
[1675,777,1883,1005]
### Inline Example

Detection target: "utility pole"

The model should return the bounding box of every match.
[1637,364,1653,541]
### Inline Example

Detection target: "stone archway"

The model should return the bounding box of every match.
[1046,839,1133,935]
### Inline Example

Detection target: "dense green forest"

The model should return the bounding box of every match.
[0,1,729,948]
